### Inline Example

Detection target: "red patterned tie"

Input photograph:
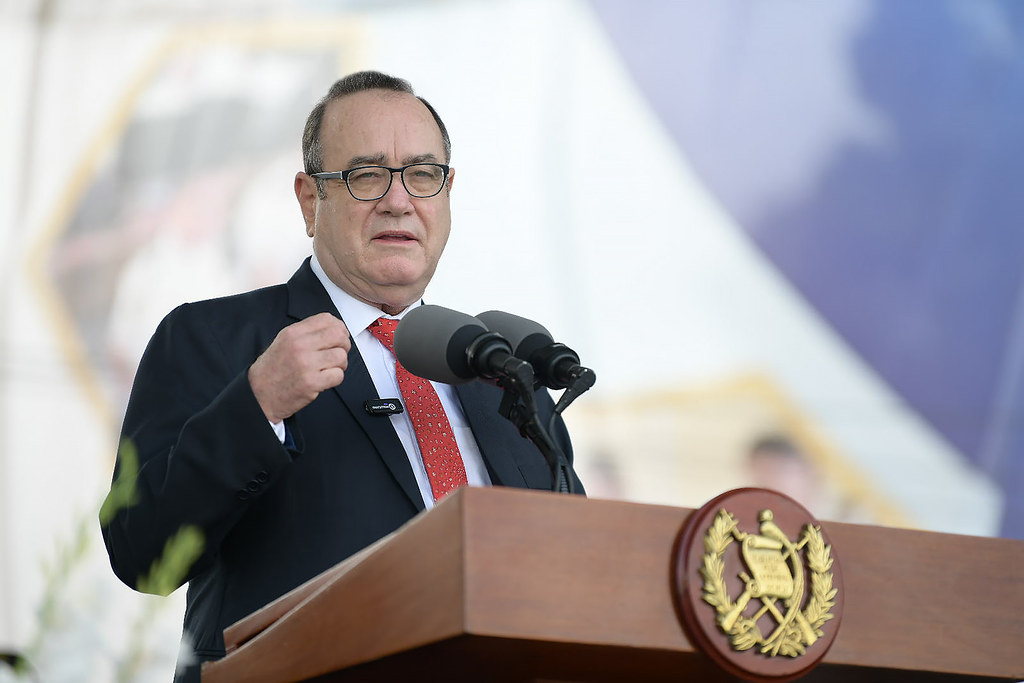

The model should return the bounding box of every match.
[368,317,469,501]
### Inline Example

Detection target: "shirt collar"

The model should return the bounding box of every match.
[309,253,421,336]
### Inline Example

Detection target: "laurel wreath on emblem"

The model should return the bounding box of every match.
[699,509,837,657]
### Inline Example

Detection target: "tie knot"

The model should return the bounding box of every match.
[369,317,398,352]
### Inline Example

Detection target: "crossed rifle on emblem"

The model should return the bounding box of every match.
[720,509,818,654]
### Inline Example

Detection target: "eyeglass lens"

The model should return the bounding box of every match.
[347,164,446,200]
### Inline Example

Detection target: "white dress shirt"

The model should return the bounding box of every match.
[307,254,492,509]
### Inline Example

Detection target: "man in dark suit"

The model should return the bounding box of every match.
[100,71,582,682]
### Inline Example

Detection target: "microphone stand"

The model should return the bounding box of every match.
[550,366,596,422]
[493,360,575,495]
[464,330,576,494]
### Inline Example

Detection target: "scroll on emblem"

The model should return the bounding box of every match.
[672,488,844,682]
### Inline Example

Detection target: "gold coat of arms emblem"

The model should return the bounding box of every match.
[672,488,843,681]
[702,508,837,657]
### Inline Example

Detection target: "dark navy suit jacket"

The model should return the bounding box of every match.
[100,259,581,682]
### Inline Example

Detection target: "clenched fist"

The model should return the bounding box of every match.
[248,312,352,423]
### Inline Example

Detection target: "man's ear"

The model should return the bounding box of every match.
[294,172,318,237]
[446,166,455,195]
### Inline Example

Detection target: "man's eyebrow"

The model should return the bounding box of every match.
[347,153,388,167]
[402,153,440,165]
[344,152,441,168]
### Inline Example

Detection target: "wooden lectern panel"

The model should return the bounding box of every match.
[203,487,1024,682]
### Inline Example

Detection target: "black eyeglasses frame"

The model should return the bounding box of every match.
[310,163,450,201]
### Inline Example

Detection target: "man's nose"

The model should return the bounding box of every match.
[376,170,414,212]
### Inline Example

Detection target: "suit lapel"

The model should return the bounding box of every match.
[285,260,425,512]
[455,381,532,489]
[334,345,426,513]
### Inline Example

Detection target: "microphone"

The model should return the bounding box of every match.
[394,305,520,385]
[364,398,404,416]
[398,305,577,494]
[476,310,595,392]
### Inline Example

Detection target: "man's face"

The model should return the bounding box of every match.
[296,89,453,313]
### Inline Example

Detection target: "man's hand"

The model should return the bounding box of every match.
[249,313,351,423]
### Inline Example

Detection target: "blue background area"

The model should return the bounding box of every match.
[590,0,1024,538]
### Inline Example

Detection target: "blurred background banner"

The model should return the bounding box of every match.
[590,0,1024,540]
[0,0,1019,679]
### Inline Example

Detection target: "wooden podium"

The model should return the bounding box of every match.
[202,487,1024,682]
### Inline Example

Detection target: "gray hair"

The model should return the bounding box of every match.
[302,71,451,199]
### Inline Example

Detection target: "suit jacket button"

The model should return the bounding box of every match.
[255,471,270,483]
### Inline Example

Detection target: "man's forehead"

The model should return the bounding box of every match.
[322,90,443,155]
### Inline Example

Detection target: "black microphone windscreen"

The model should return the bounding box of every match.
[395,305,488,385]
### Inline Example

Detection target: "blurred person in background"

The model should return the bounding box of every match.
[746,433,823,514]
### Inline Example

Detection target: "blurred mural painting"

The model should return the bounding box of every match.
[45,32,348,415]
[1,0,1021,679]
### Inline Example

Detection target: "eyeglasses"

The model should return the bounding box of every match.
[311,163,450,201]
